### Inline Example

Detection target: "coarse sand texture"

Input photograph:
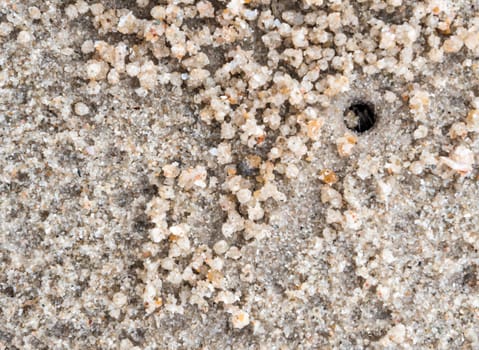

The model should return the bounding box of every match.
[0,0,478,349]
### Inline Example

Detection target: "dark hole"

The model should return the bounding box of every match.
[344,102,376,133]
[3,286,14,297]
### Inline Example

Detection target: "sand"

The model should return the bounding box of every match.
[0,0,478,349]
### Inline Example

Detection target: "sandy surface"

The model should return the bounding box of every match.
[1,0,478,349]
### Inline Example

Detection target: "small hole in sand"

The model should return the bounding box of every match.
[344,102,376,133]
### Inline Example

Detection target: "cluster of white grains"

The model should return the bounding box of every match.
[51,0,479,337]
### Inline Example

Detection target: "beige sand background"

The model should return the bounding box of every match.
[0,0,478,349]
